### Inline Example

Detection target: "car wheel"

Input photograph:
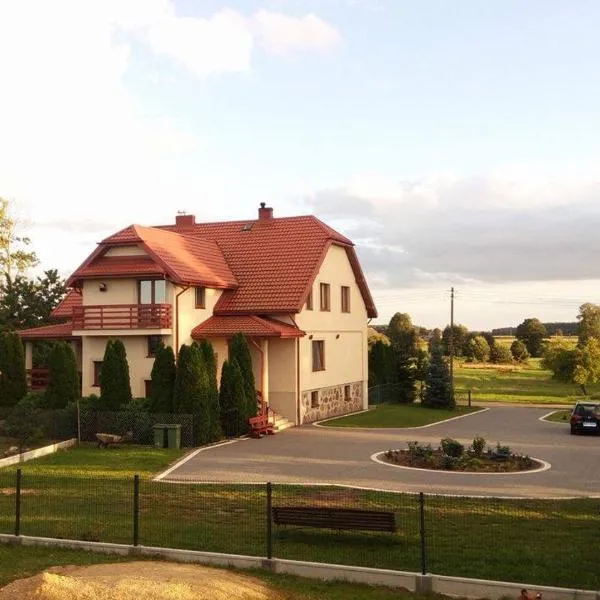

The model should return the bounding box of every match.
[570,426,577,435]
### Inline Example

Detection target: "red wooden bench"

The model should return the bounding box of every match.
[249,393,275,438]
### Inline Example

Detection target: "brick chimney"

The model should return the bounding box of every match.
[175,214,196,229]
[258,202,273,221]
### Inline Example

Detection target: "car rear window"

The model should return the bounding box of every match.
[575,404,600,416]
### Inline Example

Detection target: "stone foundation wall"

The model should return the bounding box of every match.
[301,381,363,424]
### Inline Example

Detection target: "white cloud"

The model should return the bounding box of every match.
[253,10,341,55]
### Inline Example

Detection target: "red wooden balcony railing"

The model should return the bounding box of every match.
[72,304,172,330]
[27,368,50,390]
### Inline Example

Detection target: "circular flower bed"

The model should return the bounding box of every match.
[382,437,541,473]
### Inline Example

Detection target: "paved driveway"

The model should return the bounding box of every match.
[162,406,600,498]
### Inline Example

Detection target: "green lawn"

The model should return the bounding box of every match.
[321,404,480,428]
[0,445,598,590]
[543,409,571,423]
[454,358,599,404]
[0,545,430,600]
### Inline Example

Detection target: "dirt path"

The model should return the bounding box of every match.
[0,561,281,600]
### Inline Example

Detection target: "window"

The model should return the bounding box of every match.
[341,286,351,313]
[312,340,325,371]
[93,361,103,387]
[147,335,163,358]
[306,289,313,310]
[344,385,351,402]
[195,286,206,309]
[145,380,152,398]
[311,390,319,408]
[319,283,330,311]
[139,280,166,304]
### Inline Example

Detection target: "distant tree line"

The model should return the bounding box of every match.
[492,322,578,337]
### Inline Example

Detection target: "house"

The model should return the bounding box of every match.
[19,204,377,425]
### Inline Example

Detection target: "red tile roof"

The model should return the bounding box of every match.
[51,290,82,319]
[161,215,377,318]
[18,321,78,340]
[191,315,304,339]
[68,225,237,289]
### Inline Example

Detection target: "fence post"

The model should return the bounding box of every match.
[468,389,472,407]
[266,482,273,559]
[133,474,140,547]
[15,468,22,537]
[419,492,427,575]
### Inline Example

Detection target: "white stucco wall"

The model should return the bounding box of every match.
[104,246,148,257]
[294,244,369,422]
[175,286,223,350]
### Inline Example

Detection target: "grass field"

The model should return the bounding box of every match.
[0,446,598,590]
[454,358,599,404]
[322,404,480,428]
[543,409,571,423]
[0,545,430,600]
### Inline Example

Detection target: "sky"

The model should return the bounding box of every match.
[1,0,599,331]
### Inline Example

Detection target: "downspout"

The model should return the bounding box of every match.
[249,339,264,400]
[289,314,301,426]
[174,285,190,357]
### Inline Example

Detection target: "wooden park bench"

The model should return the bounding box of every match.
[249,392,274,438]
[272,506,397,533]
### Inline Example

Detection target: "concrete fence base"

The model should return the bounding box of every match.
[0,534,597,600]
[0,438,76,468]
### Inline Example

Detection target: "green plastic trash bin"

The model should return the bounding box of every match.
[152,424,181,449]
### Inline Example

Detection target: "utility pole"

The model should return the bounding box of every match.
[449,287,455,399]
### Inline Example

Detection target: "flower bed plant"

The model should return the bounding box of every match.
[383,437,540,472]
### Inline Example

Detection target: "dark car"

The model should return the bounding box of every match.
[570,401,600,435]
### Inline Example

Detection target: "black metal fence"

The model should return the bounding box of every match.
[0,469,598,590]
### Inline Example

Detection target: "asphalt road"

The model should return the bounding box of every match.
[162,406,600,498]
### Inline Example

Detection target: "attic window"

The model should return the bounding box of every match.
[241,223,253,232]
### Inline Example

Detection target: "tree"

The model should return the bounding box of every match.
[414,349,430,401]
[543,337,600,395]
[0,331,27,409]
[218,359,247,437]
[368,340,397,388]
[510,339,529,362]
[199,339,222,442]
[428,328,443,353]
[229,333,256,422]
[577,303,600,346]
[490,342,513,364]
[388,313,418,404]
[149,344,176,413]
[173,344,199,414]
[100,339,132,410]
[481,331,495,350]
[442,324,469,357]
[465,336,491,362]
[515,318,547,358]
[423,346,454,409]
[45,342,80,409]
[0,269,66,331]
[0,198,38,281]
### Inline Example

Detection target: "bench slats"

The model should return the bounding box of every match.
[272,506,396,532]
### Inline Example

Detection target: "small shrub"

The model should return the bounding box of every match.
[471,435,486,457]
[441,437,464,458]
[440,454,458,470]
[407,440,433,459]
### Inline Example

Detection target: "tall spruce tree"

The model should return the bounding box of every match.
[191,343,211,445]
[149,345,176,413]
[100,339,132,410]
[199,339,222,441]
[423,346,454,409]
[45,342,79,409]
[229,333,257,421]
[0,331,27,408]
[173,344,197,414]
[387,313,418,404]
[219,359,247,437]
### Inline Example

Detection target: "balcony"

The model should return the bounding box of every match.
[72,304,172,330]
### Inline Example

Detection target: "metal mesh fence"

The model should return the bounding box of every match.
[0,471,598,590]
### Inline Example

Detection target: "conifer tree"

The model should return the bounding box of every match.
[423,346,454,409]
[149,344,176,413]
[229,333,256,420]
[173,344,197,414]
[45,342,79,409]
[0,331,27,408]
[100,339,132,410]
[199,339,222,441]
[219,359,247,437]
